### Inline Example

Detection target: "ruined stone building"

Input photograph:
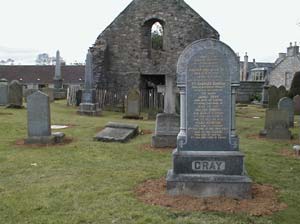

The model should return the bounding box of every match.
[269,42,300,89]
[90,0,219,110]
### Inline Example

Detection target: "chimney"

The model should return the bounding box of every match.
[243,52,248,81]
[287,42,299,56]
[279,53,286,59]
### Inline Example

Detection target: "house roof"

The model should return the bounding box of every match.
[0,65,85,84]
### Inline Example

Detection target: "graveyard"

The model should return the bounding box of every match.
[1,0,300,223]
[0,100,299,224]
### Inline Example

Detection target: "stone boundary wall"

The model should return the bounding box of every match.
[237,81,264,103]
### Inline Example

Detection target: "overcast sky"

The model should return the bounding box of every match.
[1,0,300,64]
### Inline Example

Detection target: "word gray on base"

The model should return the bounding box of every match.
[167,39,252,199]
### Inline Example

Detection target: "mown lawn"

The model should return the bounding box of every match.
[0,101,299,224]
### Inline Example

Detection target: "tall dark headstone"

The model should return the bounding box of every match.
[7,80,23,108]
[293,95,300,115]
[278,86,288,100]
[167,39,252,199]
[288,71,300,98]
[0,79,9,106]
[268,86,279,109]
[278,97,294,127]
[77,50,101,116]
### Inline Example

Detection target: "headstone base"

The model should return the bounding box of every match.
[151,113,180,148]
[167,150,252,199]
[122,115,143,120]
[166,170,252,199]
[152,135,177,148]
[260,128,292,140]
[77,103,102,116]
[54,89,67,100]
[6,104,24,109]
[25,132,65,145]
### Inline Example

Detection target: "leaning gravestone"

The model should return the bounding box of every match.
[0,79,9,106]
[123,89,142,119]
[25,91,65,144]
[260,109,291,140]
[293,95,300,115]
[167,39,252,199]
[268,86,279,109]
[278,97,294,127]
[7,80,23,108]
[94,122,139,143]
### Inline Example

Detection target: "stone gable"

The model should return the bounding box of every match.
[91,0,219,94]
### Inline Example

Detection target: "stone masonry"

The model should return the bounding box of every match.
[91,0,219,98]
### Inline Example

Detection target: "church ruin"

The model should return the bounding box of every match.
[90,0,219,111]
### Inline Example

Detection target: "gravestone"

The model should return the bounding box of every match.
[152,75,180,148]
[94,122,139,143]
[53,50,67,100]
[293,95,300,115]
[123,89,142,119]
[7,80,23,108]
[261,85,269,107]
[260,109,291,140]
[167,39,252,199]
[268,86,279,109]
[278,86,288,100]
[42,88,54,102]
[288,71,300,98]
[0,79,9,106]
[152,113,180,148]
[25,91,65,144]
[278,97,294,127]
[78,50,102,116]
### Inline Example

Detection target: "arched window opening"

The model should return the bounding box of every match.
[151,22,164,50]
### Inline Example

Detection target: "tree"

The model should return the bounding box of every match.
[35,53,51,65]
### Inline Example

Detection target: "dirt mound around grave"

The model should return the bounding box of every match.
[14,137,74,148]
[135,177,287,216]
[140,130,153,135]
[279,148,300,159]
[0,112,13,115]
[140,144,173,153]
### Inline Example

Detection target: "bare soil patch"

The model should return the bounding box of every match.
[140,144,173,153]
[0,112,13,115]
[140,130,153,135]
[279,148,300,159]
[14,137,74,148]
[135,178,287,216]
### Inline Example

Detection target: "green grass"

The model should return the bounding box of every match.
[0,102,299,224]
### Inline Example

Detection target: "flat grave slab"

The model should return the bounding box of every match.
[94,122,139,143]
